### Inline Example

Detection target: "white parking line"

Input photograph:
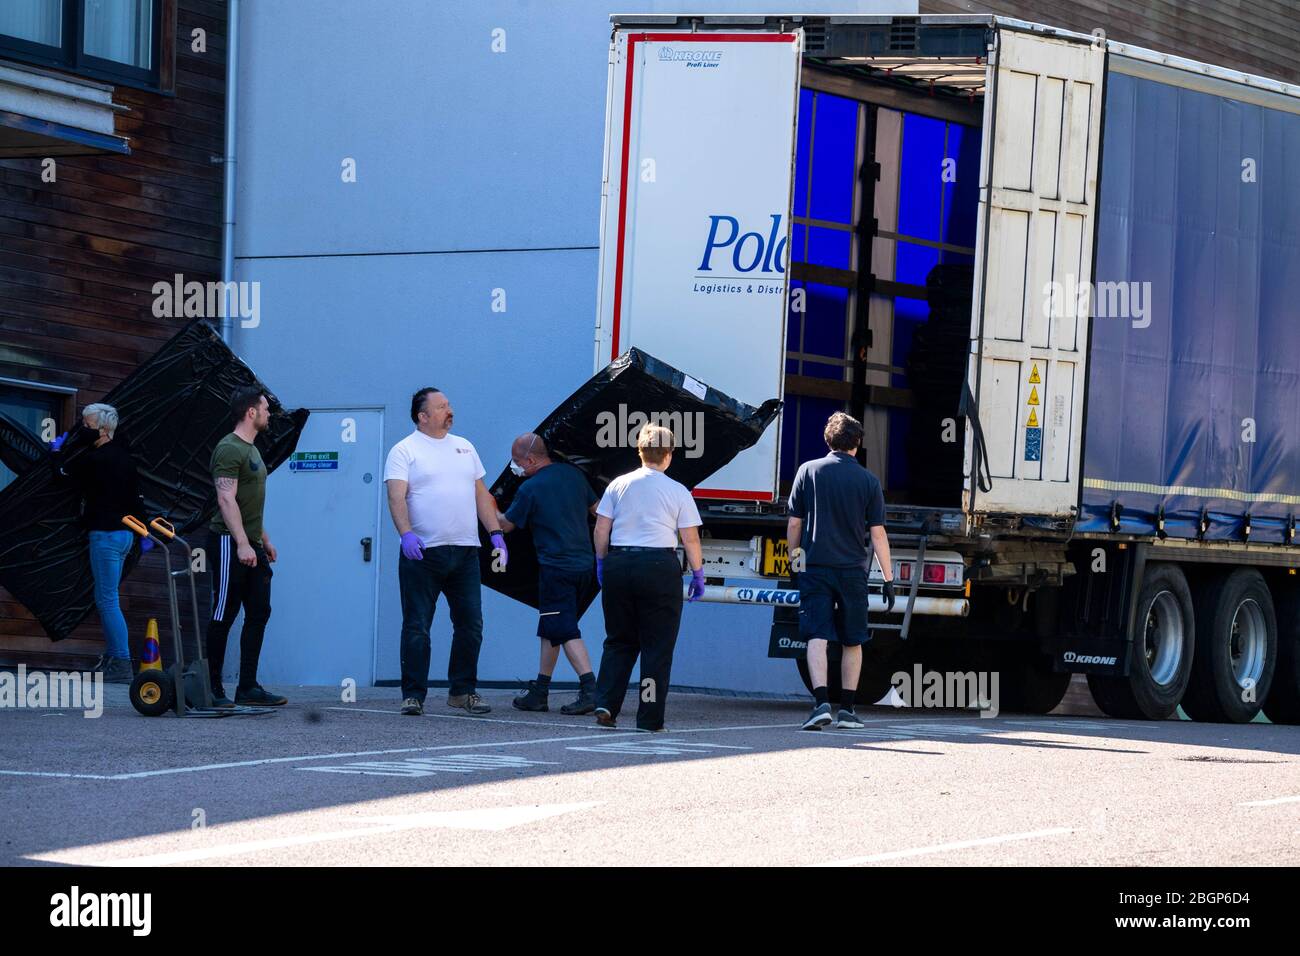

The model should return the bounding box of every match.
[0,733,622,781]
[1238,794,1300,807]
[327,706,639,732]
[0,714,1059,782]
[0,770,116,780]
[811,827,1074,866]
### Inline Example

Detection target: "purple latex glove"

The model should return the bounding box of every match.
[400,531,424,561]
[595,557,604,588]
[490,532,508,569]
[50,431,68,451]
[687,567,706,603]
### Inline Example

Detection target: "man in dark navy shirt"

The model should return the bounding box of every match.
[498,433,600,715]
[787,412,896,731]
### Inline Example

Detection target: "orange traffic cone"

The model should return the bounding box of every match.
[140,618,162,671]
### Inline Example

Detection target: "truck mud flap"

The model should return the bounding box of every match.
[0,320,308,641]
[481,347,780,610]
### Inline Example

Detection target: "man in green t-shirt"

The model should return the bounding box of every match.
[206,386,286,707]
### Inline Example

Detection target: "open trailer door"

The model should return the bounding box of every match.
[596,22,801,502]
[965,24,1105,519]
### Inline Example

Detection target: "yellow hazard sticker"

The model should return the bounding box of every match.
[1028,385,1040,406]
[1027,408,1039,428]
[1029,364,1041,384]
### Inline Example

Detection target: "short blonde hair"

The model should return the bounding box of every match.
[83,403,119,439]
[637,423,674,465]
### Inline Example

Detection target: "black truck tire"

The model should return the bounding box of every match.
[1183,568,1277,724]
[1263,585,1300,724]
[996,645,1072,715]
[1087,563,1195,720]
[796,640,902,706]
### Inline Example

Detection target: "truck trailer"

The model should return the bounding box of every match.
[590,12,1300,723]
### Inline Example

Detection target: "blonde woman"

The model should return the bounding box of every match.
[591,423,705,731]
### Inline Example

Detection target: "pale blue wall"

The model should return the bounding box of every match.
[231,0,915,693]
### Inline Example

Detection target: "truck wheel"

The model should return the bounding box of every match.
[796,641,901,706]
[1087,563,1194,720]
[1263,586,1300,724]
[1183,568,1276,723]
[997,645,1072,714]
[129,670,174,717]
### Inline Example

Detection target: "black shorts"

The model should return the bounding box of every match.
[537,565,597,647]
[797,564,871,646]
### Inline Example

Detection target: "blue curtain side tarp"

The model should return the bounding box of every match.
[1080,70,1300,542]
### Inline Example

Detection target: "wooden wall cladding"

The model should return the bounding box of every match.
[0,0,227,668]
[919,0,1300,85]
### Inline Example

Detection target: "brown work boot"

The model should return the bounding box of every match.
[447,692,490,715]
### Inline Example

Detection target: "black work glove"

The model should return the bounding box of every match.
[882,580,896,613]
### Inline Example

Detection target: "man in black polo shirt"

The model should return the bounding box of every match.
[497,433,600,715]
[788,412,896,730]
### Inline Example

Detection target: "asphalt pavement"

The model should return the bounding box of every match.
[2,680,1298,866]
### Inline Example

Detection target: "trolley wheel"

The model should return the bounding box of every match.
[130,670,175,717]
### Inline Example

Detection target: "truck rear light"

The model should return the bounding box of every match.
[898,563,911,581]
[923,563,947,584]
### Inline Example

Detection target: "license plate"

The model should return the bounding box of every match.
[761,538,789,577]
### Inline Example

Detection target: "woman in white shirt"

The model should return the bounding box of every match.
[591,423,705,731]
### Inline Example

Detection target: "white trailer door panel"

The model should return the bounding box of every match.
[966,28,1104,517]
[597,29,800,501]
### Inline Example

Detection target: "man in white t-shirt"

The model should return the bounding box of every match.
[384,387,506,717]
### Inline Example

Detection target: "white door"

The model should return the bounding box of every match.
[965,27,1105,517]
[595,27,802,502]
[255,408,382,685]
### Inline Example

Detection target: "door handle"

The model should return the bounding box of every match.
[360,536,372,562]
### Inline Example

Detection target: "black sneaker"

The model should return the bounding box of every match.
[560,684,597,716]
[210,685,235,709]
[512,680,549,712]
[235,684,287,706]
[100,658,134,684]
[801,702,833,730]
[400,697,423,716]
[595,707,617,729]
[836,708,865,729]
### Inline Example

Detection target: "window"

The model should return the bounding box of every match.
[0,382,71,494]
[0,0,165,90]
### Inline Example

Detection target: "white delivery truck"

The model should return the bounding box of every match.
[591,13,1300,724]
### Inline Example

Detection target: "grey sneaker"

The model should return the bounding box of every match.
[836,708,865,729]
[801,702,833,730]
[101,658,133,684]
[447,692,490,715]
[400,697,423,716]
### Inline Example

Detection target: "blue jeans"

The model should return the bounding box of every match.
[88,530,134,660]
[398,545,483,701]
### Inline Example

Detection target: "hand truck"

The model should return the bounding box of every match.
[120,515,274,718]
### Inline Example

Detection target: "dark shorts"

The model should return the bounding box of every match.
[797,564,871,646]
[537,564,597,647]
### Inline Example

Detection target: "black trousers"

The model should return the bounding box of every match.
[206,531,273,691]
[595,549,683,730]
[397,544,483,701]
